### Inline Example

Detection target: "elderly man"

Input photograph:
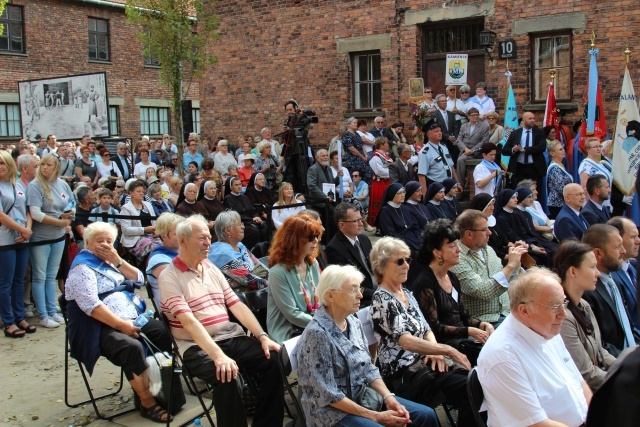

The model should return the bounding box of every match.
[478,268,592,427]
[388,143,415,186]
[111,142,132,180]
[583,224,640,356]
[307,149,340,241]
[554,183,590,242]
[582,174,611,226]
[159,215,284,427]
[455,107,490,184]
[417,117,458,195]
[450,210,527,327]
[608,217,640,329]
[370,116,398,159]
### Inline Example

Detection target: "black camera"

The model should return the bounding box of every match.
[302,110,319,124]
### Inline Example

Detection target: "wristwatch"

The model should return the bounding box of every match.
[116,258,124,268]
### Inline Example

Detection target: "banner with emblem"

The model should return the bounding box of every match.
[445,54,468,85]
[612,65,640,196]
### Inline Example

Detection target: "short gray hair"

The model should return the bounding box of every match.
[435,94,446,102]
[317,265,365,306]
[155,212,183,239]
[508,267,560,312]
[344,116,356,127]
[176,214,208,241]
[217,139,228,148]
[256,141,271,153]
[17,154,37,171]
[370,237,410,283]
[75,185,92,204]
[214,210,241,242]
[460,84,471,93]
[84,222,118,246]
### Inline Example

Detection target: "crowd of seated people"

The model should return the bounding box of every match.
[5,105,640,427]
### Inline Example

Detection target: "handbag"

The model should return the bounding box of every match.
[67,237,80,265]
[391,357,443,405]
[139,333,186,415]
[343,343,384,412]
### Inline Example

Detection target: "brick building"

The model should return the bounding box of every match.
[201,0,638,147]
[0,0,200,144]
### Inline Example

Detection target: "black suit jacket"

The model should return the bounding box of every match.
[111,154,132,179]
[581,200,610,226]
[325,232,375,304]
[370,126,398,143]
[388,159,415,185]
[583,277,627,356]
[432,109,460,143]
[501,126,547,178]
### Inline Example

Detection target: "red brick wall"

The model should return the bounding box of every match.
[0,0,199,142]
[202,0,636,146]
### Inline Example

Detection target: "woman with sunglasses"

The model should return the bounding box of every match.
[96,148,122,181]
[555,240,617,391]
[266,214,323,343]
[370,237,478,426]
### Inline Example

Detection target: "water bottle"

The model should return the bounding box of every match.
[193,418,202,427]
[133,310,154,328]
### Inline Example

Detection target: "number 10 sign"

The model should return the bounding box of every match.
[499,39,517,59]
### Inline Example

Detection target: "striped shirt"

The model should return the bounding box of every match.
[160,256,245,354]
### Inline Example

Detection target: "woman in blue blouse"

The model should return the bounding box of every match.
[296,264,438,427]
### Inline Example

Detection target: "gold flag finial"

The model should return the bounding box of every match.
[590,31,596,49]
[549,69,557,82]
[625,45,631,65]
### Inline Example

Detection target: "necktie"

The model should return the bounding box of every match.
[628,265,637,285]
[603,275,635,348]
[437,145,452,178]
[442,110,448,129]
[525,130,531,163]
[578,212,589,230]
[355,240,377,289]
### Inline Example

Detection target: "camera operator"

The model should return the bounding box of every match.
[280,99,317,195]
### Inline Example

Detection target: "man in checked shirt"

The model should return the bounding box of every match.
[451,210,528,328]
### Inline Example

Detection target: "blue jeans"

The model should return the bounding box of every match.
[30,239,65,318]
[336,397,438,427]
[0,247,30,325]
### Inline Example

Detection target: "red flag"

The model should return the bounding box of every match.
[577,83,607,154]
[543,81,560,131]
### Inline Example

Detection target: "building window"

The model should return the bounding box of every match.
[143,30,160,66]
[352,51,381,110]
[0,104,21,137]
[192,108,200,134]
[109,106,119,135]
[88,18,110,61]
[532,33,572,101]
[0,5,25,54]
[140,107,169,135]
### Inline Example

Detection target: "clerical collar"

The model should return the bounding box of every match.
[185,200,195,205]
[204,196,215,201]
[254,187,263,192]
[445,196,454,201]
[516,206,525,211]
[388,201,401,208]
[429,200,441,206]
[503,207,513,213]
[231,191,241,196]
[406,200,418,205]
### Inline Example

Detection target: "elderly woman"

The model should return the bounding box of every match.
[555,240,617,391]
[148,182,173,217]
[0,152,34,337]
[65,222,173,423]
[209,211,268,292]
[546,140,572,219]
[197,180,224,223]
[413,219,494,366]
[213,139,237,180]
[297,264,438,427]
[255,141,282,195]
[27,154,74,328]
[245,172,274,207]
[473,142,504,197]
[175,182,208,219]
[266,214,323,343]
[238,153,256,188]
[146,212,182,311]
[272,182,304,229]
[518,179,554,240]
[120,180,158,264]
[342,117,373,184]
[370,237,478,427]
[368,137,393,225]
[486,112,504,146]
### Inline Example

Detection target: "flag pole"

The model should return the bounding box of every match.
[549,68,556,96]
[586,31,599,136]
[625,45,631,65]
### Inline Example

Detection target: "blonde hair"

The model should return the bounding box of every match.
[370,237,410,283]
[276,182,295,210]
[547,139,563,153]
[155,212,183,239]
[36,154,62,202]
[83,221,118,246]
[0,151,18,186]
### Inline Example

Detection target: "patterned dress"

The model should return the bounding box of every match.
[546,163,573,209]
[367,150,393,225]
[342,131,373,184]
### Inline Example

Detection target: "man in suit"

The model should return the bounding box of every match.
[582,174,611,226]
[583,224,639,356]
[388,143,415,186]
[325,203,376,306]
[501,111,547,191]
[455,107,490,185]
[432,94,461,162]
[111,141,132,180]
[307,148,340,241]
[370,116,398,159]
[554,183,589,242]
[608,217,640,329]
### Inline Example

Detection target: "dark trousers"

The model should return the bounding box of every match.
[548,206,562,220]
[510,163,542,192]
[100,318,171,381]
[183,336,284,427]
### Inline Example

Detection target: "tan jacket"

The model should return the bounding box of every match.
[560,299,617,391]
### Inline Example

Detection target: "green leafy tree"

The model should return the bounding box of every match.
[0,0,9,35]
[125,0,219,173]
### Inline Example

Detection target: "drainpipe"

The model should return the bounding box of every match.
[79,0,197,21]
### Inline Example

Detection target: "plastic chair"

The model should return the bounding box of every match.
[466,367,487,427]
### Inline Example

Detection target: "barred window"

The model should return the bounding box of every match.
[0,104,21,137]
[352,51,381,110]
[532,33,572,101]
[140,107,169,135]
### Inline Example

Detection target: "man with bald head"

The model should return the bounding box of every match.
[478,268,591,427]
[554,183,590,242]
[502,111,547,190]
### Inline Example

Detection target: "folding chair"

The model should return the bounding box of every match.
[278,336,305,427]
[466,368,487,427]
[59,295,137,421]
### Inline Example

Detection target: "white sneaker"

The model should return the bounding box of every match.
[24,307,34,318]
[39,316,60,328]
[51,313,65,324]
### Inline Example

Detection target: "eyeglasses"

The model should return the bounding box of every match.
[487,117,497,120]
[589,145,602,149]
[523,298,569,314]
[338,287,364,296]
[568,192,586,197]
[394,257,412,266]
[308,234,320,242]
[468,113,479,117]
[116,185,124,188]
[460,91,469,94]
[469,228,490,233]
[341,218,363,223]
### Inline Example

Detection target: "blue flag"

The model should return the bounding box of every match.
[501,83,518,171]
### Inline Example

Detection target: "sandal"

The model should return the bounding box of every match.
[139,402,172,423]
[3,325,26,338]
[17,321,36,334]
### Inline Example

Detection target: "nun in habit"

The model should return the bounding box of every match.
[375,183,422,253]
[403,180,433,230]
[424,182,449,220]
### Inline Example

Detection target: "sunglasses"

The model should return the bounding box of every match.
[425,91,433,93]
[395,257,412,266]
[460,91,469,94]
[308,234,320,242]
[352,174,360,177]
